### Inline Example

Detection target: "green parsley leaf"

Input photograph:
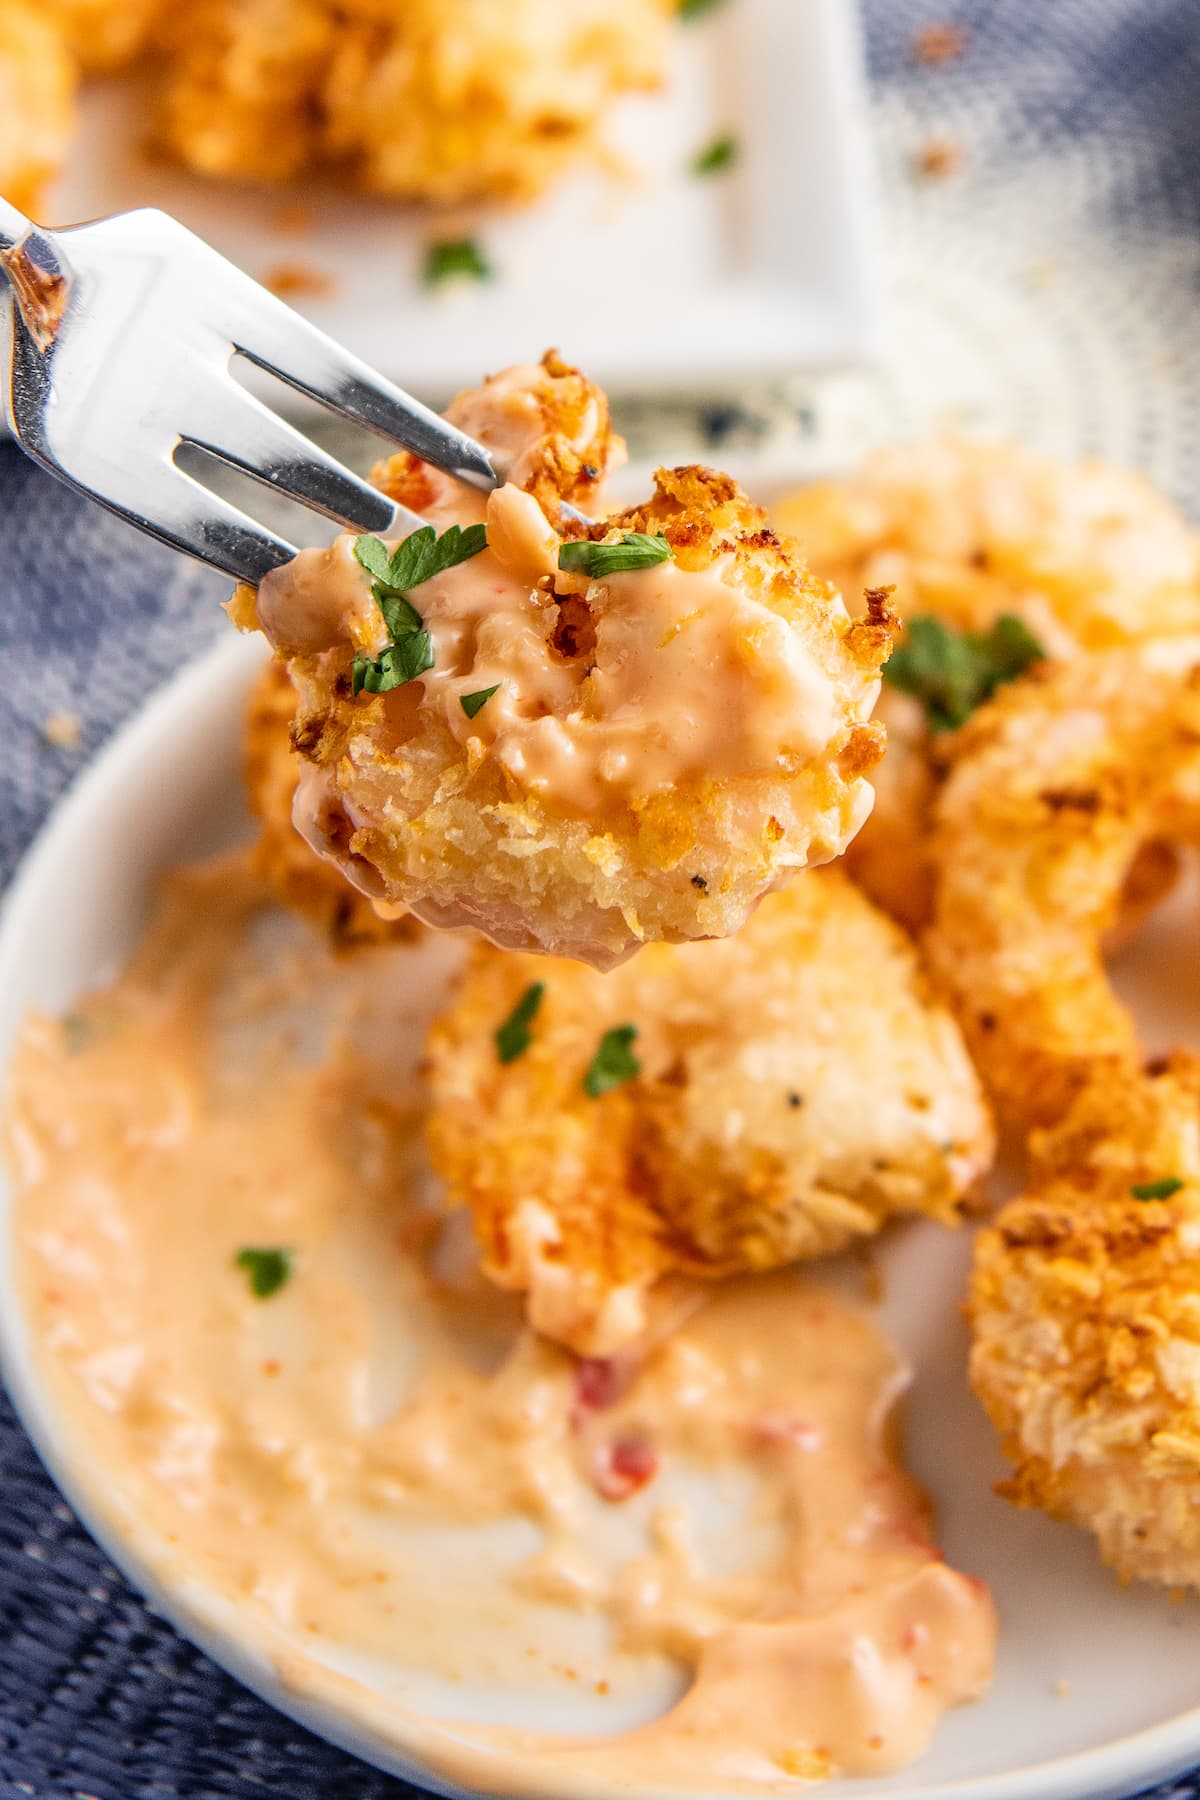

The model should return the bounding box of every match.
[692,132,738,176]
[558,534,673,579]
[461,683,501,720]
[583,1024,641,1098]
[424,238,492,285]
[376,590,424,639]
[496,983,545,1065]
[353,533,399,585]
[353,525,488,601]
[1131,1177,1185,1201]
[679,0,726,18]
[235,1246,293,1299]
[883,613,1045,732]
[351,632,434,695]
[350,526,486,699]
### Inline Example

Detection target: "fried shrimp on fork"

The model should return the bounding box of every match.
[238,352,621,945]
[925,643,1200,1135]
[242,357,894,970]
[971,1056,1200,1589]
[427,869,994,1355]
[775,440,1200,931]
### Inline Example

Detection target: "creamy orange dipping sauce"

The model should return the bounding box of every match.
[4,855,994,1794]
[256,481,856,823]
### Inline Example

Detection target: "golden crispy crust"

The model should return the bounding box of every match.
[282,451,893,967]
[243,660,414,947]
[6,1,668,208]
[239,353,625,949]
[774,439,1200,931]
[776,437,1200,653]
[970,1055,1200,1588]
[924,645,1200,1134]
[374,350,622,521]
[0,0,76,214]
[45,0,163,69]
[148,0,670,203]
[427,868,994,1354]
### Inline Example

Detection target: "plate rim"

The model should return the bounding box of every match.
[1,632,1200,1800]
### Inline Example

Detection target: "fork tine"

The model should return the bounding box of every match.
[10,397,298,585]
[157,461,301,585]
[111,452,301,584]
[225,288,502,490]
[3,206,501,587]
[181,378,426,536]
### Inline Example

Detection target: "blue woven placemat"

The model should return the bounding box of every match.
[4,3,1200,1794]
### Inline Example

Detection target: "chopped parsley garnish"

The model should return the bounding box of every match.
[883,614,1045,732]
[355,525,487,599]
[496,983,545,1064]
[1131,1178,1184,1202]
[583,1025,641,1098]
[692,132,738,176]
[350,526,486,697]
[235,1246,293,1299]
[558,533,673,579]
[424,238,492,285]
[679,0,726,18]
[461,683,501,720]
[352,634,433,695]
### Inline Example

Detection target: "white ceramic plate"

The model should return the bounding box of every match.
[3,637,1200,1800]
[26,0,880,399]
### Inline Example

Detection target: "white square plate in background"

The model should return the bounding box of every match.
[31,0,880,400]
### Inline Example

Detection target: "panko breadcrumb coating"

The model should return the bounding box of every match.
[374,350,623,524]
[243,358,893,969]
[925,643,1200,1135]
[3,0,668,213]
[0,0,76,215]
[237,353,626,948]
[775,440,1200,930]
[45,0,163,70]
[971,1055,1200,1589]
[427,869,994,1355]
[150,0,670,202]
[244,659,411,947]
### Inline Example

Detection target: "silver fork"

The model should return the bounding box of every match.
[0,198,517,585]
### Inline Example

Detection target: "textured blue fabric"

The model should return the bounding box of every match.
[3,3,1200,1795]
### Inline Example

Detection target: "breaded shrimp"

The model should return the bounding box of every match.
[427,869,994,1354]
[775,440,1200,930]
[235,353,621,946]
[242,361,894,970]
[0,0,75,216]
[150,0,669,203]
[776,439,1200,654]
[45,0,164,69]
[925,643,1200,1134]
[971,1055,1200,1589]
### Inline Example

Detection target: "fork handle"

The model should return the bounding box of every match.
[0,197,34,257]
